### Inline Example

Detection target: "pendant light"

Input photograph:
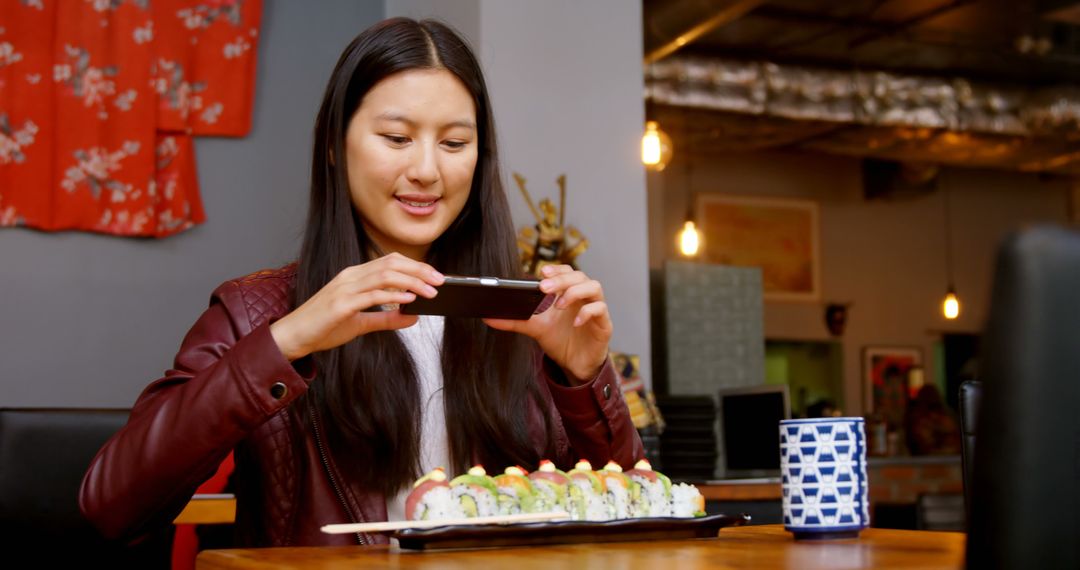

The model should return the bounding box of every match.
[642,121,673,171]
[678,160,701,258]
[941,179,960,320]
[943,287,960,320]
[679,219,700,257]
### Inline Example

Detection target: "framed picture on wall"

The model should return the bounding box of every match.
[862,346,923,428]
[696,194,820,301]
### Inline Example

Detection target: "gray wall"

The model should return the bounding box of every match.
[648,150,1072,414]
[388,0,654,386]
[0,0,385,407]
[387,0,479,45]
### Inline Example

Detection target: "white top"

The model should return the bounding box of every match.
[385,315,450,522]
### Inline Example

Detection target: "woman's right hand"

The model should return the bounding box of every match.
[269,253,444,361]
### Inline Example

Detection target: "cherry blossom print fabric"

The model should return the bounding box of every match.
[0,0,261,237]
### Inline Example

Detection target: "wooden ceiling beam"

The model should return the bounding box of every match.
[848,0,981,49]
[643,0,767,65]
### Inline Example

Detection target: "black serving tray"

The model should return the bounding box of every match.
[389,513,751,551]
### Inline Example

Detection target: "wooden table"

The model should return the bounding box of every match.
[196,524,965,569]
[175,494,237,525]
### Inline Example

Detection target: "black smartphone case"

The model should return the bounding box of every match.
[401,277,547,320]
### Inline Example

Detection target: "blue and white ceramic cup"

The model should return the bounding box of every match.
[779,417,870,540]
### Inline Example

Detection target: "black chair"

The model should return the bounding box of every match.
[0,408,172,566]
[916,492,965,532]
[958,379,980,524]
[968,225,1080,570]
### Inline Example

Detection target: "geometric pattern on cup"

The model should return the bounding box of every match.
[780,419,870,531]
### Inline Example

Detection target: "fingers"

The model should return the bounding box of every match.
[342,252,445,288]
[352,269,439,299]
[336,252,448,299]
[554,279,603,309]
[482,317,529,334]
[540,264,574,278]
[334,289,416,317]
[539,267,605,313]
[382,252,445,285]
[572,300,611,329]
[539,267,597,295]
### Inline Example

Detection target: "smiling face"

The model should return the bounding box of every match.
[344,68,478,260]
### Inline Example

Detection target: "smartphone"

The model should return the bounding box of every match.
[401,276,546,320]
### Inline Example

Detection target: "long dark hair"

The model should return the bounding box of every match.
[294,18,554,496]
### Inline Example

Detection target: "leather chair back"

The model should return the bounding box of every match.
[958,380,980,524]
[968,225,1080,570]
[0,408,171,565]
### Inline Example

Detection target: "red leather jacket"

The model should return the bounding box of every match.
[79,265,644,547]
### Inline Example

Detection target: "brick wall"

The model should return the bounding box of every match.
[868,459,963,504]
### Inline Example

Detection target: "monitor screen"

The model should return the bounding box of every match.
[718,385,790,476]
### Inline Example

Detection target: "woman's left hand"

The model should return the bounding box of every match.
[483,264,612,384]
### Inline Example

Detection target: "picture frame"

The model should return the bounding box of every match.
[862,346,923,424]
[696,194,820,302]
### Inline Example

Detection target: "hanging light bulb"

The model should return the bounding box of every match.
[677,170,701,258]
[642,120,673,171]
[940,178,959,320]
[678,220,700,257]
[942,286,960,320]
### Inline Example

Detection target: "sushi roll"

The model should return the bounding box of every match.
[493,466,541,515]
[527,460,571,515]
[405,467,461,521]
[598,461,639,519]
[567,459,611,521]
[626,458,673,517]
[670,482,706,517]
[448,465,500,518]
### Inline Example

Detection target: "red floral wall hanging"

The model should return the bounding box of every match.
[0,0,262,237]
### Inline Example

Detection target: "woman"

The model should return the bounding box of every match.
[79,18,643,547]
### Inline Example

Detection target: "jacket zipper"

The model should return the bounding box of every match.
[310,400,367,545]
